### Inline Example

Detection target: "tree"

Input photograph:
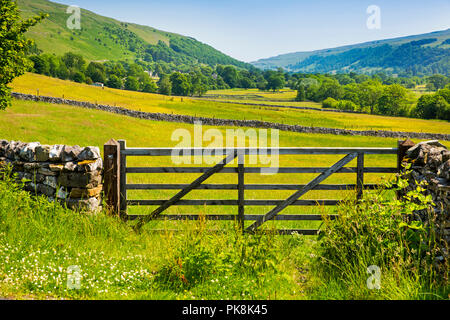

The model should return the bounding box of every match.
[170,72,191,96]
[0,0,47,109]
[61,52,86,71]
[158,75,172,95]
[86,62,106,83]
[220,66,238,88]
[125,76,140,91]
[266,74,285,91]
[315,79,343,101]
[29,55,50,75]
[414,94,449,120]
[72,71,85,83]
[426,74,448,91]
[295,85,306,101]
[322,97,337,108]
[376,84,409,116]
[142,81,157,93]
[358,80,383,114]
[106,75,123,89]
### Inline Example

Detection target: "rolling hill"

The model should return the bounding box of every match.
[252,29,450,75]
[17,0,251,69]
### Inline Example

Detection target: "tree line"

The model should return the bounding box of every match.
[27,52,288,96]
[292,73,450,120]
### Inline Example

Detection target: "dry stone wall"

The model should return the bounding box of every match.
[12,92,450,141]
[0,140,103,212]
[398,140,450,267]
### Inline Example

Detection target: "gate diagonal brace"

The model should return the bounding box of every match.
[134,150,238,230]
[246,152,358,233]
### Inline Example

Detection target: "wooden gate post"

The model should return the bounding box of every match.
[397,139,415,172]
[118,140,127,219]
[237,153,245,232]
[103,139,120,215]
[356,152,364,200]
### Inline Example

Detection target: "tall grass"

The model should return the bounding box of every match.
[307,176,449,300]
[0,168,448,299]
[0,168,306,300]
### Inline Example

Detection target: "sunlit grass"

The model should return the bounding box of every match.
[11,73,450,134]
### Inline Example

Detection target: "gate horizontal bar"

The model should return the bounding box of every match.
[123,228,321,235]
[127,199,342,206]
[126,183,379,190]
[126,167,397,174]
[122,147,397,156]
[273,229,320,235]
[126,214,338,221]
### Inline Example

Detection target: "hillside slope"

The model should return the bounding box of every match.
[18,0,251,69]
[252,29,450,75]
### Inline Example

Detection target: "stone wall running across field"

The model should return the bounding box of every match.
[0,140,103,212]
[11,92,450,141]
[398,140,450,269]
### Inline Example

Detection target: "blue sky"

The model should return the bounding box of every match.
[57,0,450,62]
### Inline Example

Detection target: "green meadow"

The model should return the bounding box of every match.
[1,90,448,300]
[11,73,450,133]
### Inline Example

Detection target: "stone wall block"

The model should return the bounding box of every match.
[49,145,64,162]
[78,146,101,161]
[36,145,51,162]
[58,171,102,189]
[62,145,82,162]
[1,140,104,213]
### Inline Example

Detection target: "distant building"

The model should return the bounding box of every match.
[92,82,104,88]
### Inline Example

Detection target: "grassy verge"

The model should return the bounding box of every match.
[0,171,312,300]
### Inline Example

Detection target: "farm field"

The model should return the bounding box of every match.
[1,98,448,300]
[2,99,404,227]
[1,0,448,304]
[11,73,450,134]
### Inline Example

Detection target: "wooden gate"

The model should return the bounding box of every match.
[103,139,407,234]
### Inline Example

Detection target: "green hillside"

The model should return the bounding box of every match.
[18,0,250,69]
[252,29,450,76]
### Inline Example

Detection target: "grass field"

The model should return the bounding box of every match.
[11,73,450,134]
[1,97,447,300]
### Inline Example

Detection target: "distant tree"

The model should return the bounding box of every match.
[190,72,208,96]
[142,80,157,93]
[315,79,343,101]
[426,74,448,91]
[376,84,409,116]
[335,74,355,85]
[56,63,69,80]
[336,99,358,111]
[125,76,139,91]
[62,52,86,71]
[158,75,172,95]
[170,72,191,96]
[239,77,255,89]
[414,94,450,120]
[322,97,337,108]
[72,71,85,83]
[0,0,47,109]
[266,74,285,91]
[358,80,383,114]
[86,62,106,83]
[106,75,123,89]
[295,85,306,101]
[220,66,239,88]
[29,55,50,75]
[437,87,450,104]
